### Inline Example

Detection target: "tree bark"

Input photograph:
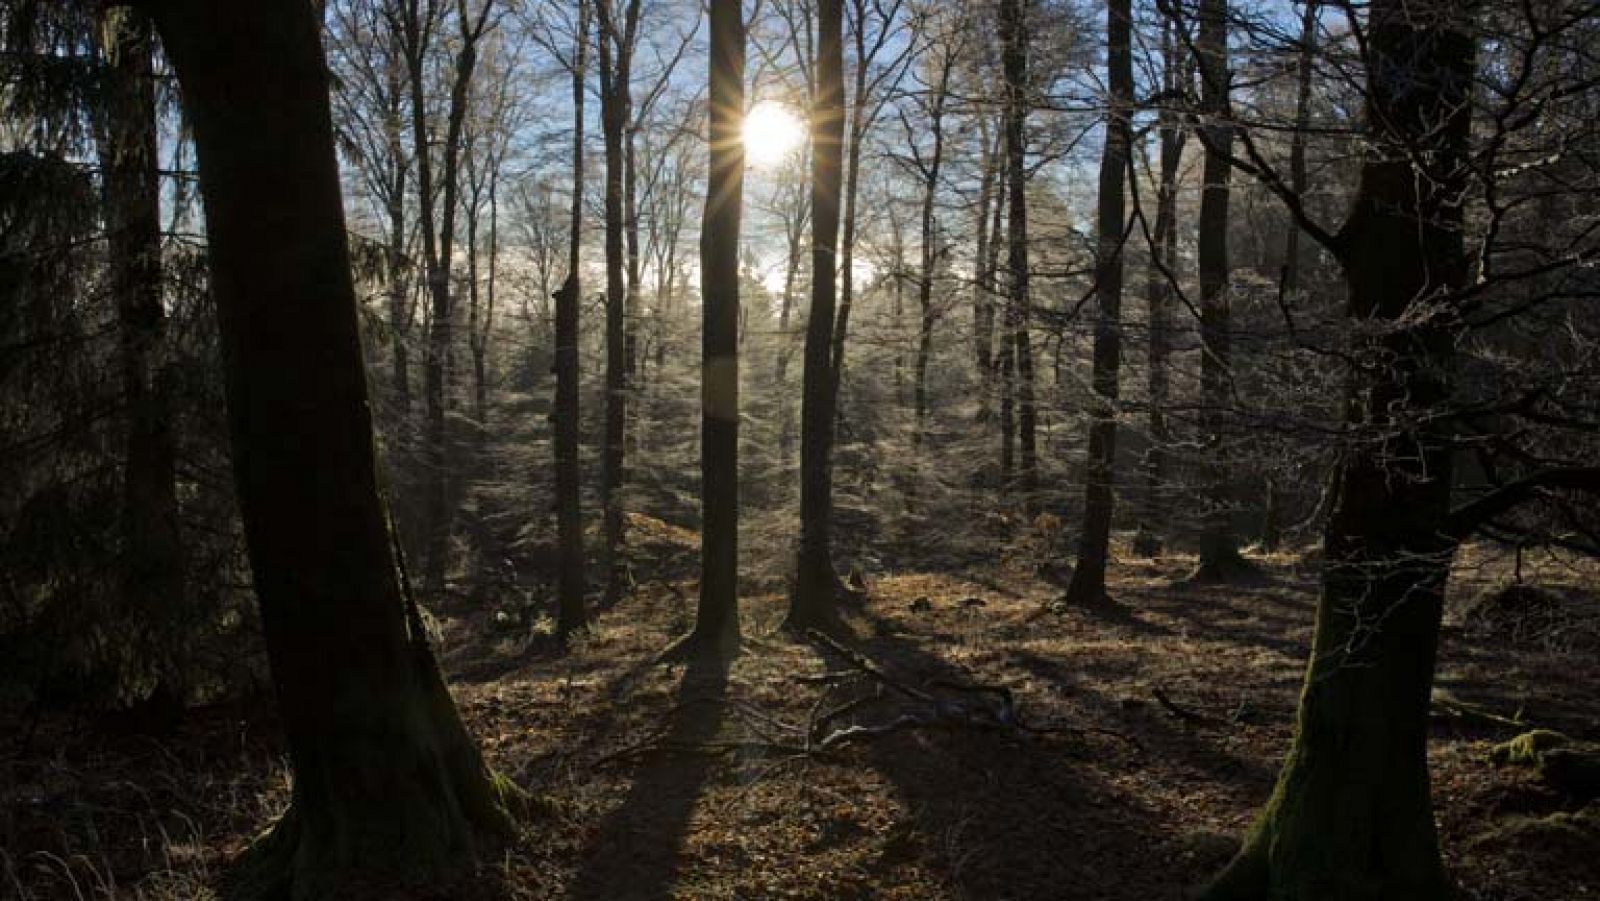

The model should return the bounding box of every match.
[1132,14,1184,558]
[972,116,1001,423]
[672,0,744,658]
[1260,0,1319,554]
[97,6,187,698]
[1192,0,1249,581]
[1063,0,1131,606]
[1202,2,1476,897]
[998,0,1036,511]
[596,0,639,608]
[787,0,847,631]
[145,2,520,895]
[553,0,590,641]
[911,43,951,450]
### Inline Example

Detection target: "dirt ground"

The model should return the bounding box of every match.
[4,530,1598,900]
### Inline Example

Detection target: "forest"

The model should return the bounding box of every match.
[2,0,1600,898]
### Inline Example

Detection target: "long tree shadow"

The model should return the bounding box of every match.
[565,653,730,901]
[812,613,1234,899]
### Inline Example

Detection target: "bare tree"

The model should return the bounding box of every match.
[669,0,745,659]
[1061,0,1131,607]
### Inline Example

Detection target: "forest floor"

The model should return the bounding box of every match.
[5,518,1600,900]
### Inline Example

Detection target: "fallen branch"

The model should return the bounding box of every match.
[1432,691,1529,730]
[1153,686,1230,728]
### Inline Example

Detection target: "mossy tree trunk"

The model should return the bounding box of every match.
[1202,1,1476,897]
[144,1,519,896]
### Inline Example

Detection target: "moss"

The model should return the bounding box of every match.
[1467,807,1600,855]
[1489,730,1572,767]
[1489,730,1600,801]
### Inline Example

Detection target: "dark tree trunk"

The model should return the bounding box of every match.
[1063,0,1131,606]
[552,0,590,640]
[1202,2,1475,897]
[97,7,187,695]
[672,0,744,658]
[787,0,846,631]
[1132,15,1184,558]
[1260,0,1319,554]
[911,48,950,450]
[597,0,639,608]
[146,2,520,894]
[827,0,877,393]
[998,0,1036,511]
[973,118,1001,423]
[1192,0,1249,581]
[380,55,413,419]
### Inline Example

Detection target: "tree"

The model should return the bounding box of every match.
[829,0,912,393]
[596,0,642,607]
[671,0,745,658]
[328,0,416,418]
[1260,0,1320,552]
[552,0,590,640]
[997,0,1036,509]
[786,0,847,630]
[1201,0,1477,895]
[394,0,498,597]
[95,6,187,696]
[1190,0,1251,581]
[1061,0,1131,607]
[902,18,956,449]
[140,0,520,894]
[1131,11,1184,558]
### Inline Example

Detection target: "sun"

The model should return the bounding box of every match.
[742,101,806,169]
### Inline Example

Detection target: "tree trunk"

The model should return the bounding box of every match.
[597,0,637,608]
[827,0,876,392]
[551,0,589,641]
[401,0,488,598]
[774,163,808,463]
[911,48,950,450]
[146,2,520,895]
[1063,0,1131,606]
[1202,2,1475,896]
[1260,0,1318,555]
[672,0,744,658]
[787,0,846,630]
[998,0,1036,511]
[97,6,187,697]
[1192,0,1249,581]
[1132,14,1184,558]
[972,117,1001,423]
